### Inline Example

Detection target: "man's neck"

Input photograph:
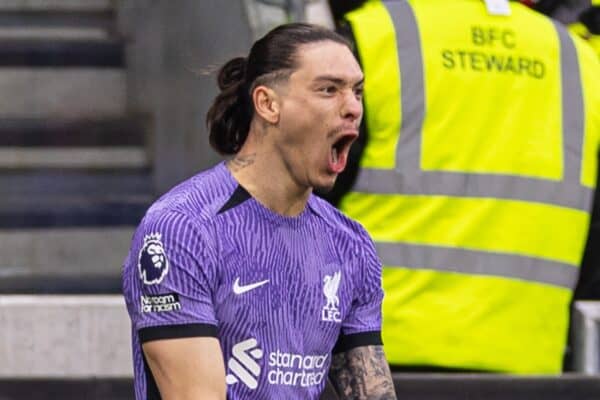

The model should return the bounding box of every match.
[227,146,311,217]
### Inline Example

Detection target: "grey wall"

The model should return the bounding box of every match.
[118,1,254,193]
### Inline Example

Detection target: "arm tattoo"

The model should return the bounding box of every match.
[329,345,396,400]
[228,153,256,172]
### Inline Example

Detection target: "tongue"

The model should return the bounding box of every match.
[329,146,347,173]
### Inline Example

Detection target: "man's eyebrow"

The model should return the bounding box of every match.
[354,78,365,87]
[313,75,364,86]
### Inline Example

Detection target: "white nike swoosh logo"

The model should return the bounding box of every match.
[233,278,270,295]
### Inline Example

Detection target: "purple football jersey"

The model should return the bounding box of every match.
[122,162,384,399]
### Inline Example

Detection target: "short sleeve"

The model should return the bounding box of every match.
[122,210,218,343]
[334,231,384,353]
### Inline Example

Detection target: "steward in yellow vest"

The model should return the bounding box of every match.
[569,2,600,58]
[334,0,600,373]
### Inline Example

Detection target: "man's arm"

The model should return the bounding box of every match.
[143,336,226,400]
[329,345,397,400]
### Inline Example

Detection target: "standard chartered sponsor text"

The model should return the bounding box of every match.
[267,350,328,387]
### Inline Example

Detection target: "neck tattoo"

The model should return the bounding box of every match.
[229,153,256,172]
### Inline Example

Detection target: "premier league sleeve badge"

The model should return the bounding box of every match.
[138,232,170,285]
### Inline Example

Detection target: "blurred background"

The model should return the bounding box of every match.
[0,0,599,399]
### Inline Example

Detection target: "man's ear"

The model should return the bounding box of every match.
[252,85,280,124]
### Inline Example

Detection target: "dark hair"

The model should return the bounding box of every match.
[206,23,351,155]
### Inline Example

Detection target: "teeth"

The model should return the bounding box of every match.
[332,147,338,164]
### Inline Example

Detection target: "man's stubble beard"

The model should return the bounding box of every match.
[312,176,337,196]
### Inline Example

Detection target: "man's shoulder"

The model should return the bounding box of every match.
[144,162,237,225]
[308,195,372,245]
[127,163,235,265]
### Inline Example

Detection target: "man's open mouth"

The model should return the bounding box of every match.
[329,132,358,173]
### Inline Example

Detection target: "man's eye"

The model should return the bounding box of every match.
[354,87,364,98]
[320,86,337,94]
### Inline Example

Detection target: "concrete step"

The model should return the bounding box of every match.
[0,114,152,227]
[0,227,136,276]
[0,27,109,39]
[0,273,122,294]
[0,0,112,12]
[0,147,147,169]
[0,169,152,196]
[0,379,134,400]
[0,117,146,146]
[0,168,152,228]
[0,10,115,29]
[0,11,115,40]
[0,39,123,67]
[0,295,132,378]
[0,0,117,40]
[0,68,125,117]
[0,195,150,227]
[0,116,149,168]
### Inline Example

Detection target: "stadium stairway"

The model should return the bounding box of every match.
[0,0,153,294]
[0,2,598,399]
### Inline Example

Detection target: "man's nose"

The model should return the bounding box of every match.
[341,90,363,121]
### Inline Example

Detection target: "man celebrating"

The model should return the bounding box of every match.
[122,23,396,400]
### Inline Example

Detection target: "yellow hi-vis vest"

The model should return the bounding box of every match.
[569,2,600,58]
[341,0,600,373]
[570,22,600,57]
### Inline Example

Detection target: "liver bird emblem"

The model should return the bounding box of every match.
[323,271,341,310]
